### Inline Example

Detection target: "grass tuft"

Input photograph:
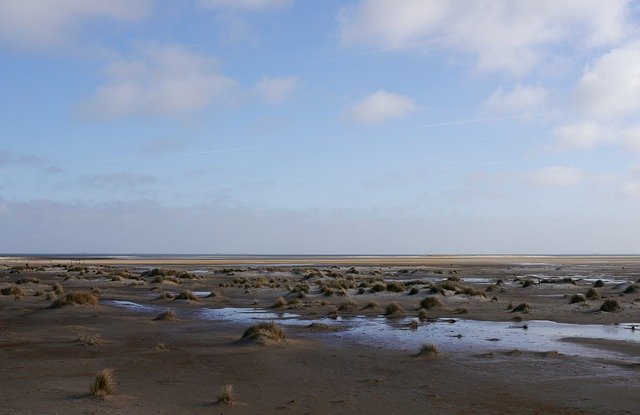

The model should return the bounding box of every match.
[51,291,98,308]
[511,302,531,313]
[217,384,235,405]
[600,299,621,312]
[585,288,601,300]
[415,343,439,358]
[569,294,586,304]
[241,321,285,342]
[154,310,178,321]
[174,290,198,301]
[89,368,116,398]
[420,296,442,309]
[384,302,405,316]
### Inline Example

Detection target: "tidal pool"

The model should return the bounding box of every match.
[103,300,640,360]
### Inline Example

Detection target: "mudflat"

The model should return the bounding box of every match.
[2,256,640,414]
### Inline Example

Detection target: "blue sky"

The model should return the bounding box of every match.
[1,0,640,254]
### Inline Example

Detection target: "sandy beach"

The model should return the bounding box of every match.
[2,255,640,414]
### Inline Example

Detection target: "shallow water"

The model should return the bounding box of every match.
[103,300,640,361]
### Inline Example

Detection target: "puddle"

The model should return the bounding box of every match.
[102,300,163,313]
[103,300,640,361]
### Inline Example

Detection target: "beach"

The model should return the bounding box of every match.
[2,256,640,414]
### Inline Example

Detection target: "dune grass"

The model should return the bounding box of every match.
[585,288,601,300]
[511,302,531,313]
[89,368,116,398]
[600,299,621,312]
[273,296,287,308]
[1,285,24,296]
[415,343,439,357]
[174,290,198,301]
[51,291,98,308]
[338,300,358,311]
[241,321,285,342]
[154,310,178,321]
[217,384,235,405]
[420,296,442,309]
[384,302,405,316]
[569,294,586,304]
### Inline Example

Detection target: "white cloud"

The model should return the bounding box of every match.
[343,90,418,125]
[253,76,299,104]
[0,0,149,48]
[573,40,640,120]
[483,84,550,115]
[198,0,292,11]
[338,0,631,74]
[529,166,585,187]
[79,44,238,119]
[553,121,613,150]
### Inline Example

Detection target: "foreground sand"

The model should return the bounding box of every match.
[2,256,640,414]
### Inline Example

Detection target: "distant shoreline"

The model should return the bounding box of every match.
[3,254,640,266]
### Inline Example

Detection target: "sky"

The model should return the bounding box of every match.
[1,0,640,255]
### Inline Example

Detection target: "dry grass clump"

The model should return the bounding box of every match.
[385,302,405,316]
[386,281,405,292]
[420,296,442,309]
[154,310,178,321]
[157,291,174,300]
[439,280,459,292]
[600,299,621,312]
[569,294,586,304]
[1,285,24,296]
[415,343,439,358]
[77,332,102,346]
[51,291,98,308]
[174,290,198,301]
[273,297,287,308]
[457,286,486,297]
[363,301,379,309]
[593,279,605,288]
[338,300,358,311]
[408,287,420,295]
[369,282,387,293]
[89,368,116,398]
[241,321,285,342]
[152,275,181,284]
[217,384,235,405]
[585,288,601,300]
[511,302,531,313]
[53,283,64,295]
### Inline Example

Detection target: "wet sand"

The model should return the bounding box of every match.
[2,256,640,414]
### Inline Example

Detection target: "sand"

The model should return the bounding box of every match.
[1,256,640,414]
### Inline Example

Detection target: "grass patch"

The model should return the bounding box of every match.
[51,291,98,308]
[273,297,287,308]
[511,302,531,313]
[363,301,379,309]
[386,282,405,292]
[569,294,586,304]
[384,302,405,316]
[217,384,235,406]
[241,321,285,342]
[1,285,24,296]
[154,310,178,321]
[370,282,387,293]
[338,300,358,311]
[89,368,116,398]
[408,287,420,295]
[415,343,439,358]
[420,296,442,309]
[174,290,198,301]
[600,299,621,312]
[53,283,64,295]
[593,280,605,288]
[585,288,601,300]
